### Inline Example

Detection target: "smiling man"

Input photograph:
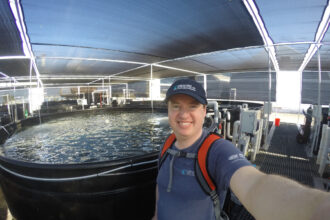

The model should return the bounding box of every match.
[167,93,206,149]
[152,79,330,220]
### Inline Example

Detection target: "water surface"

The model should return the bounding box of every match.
[0,111,170,164]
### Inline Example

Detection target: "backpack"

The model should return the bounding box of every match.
[158,132,229,220]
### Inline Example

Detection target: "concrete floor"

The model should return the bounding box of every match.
[0,186,8,220]
[0,186,14,220]
[269,112,305,124]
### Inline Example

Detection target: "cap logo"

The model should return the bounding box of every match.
[173,84,196,91]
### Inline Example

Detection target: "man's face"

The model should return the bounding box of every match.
[168,94,206,142]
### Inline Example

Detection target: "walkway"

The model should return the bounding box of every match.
[233,122,329,220]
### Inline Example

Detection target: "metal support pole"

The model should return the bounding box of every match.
[125,83,128,104]
[109,77,112,101]
[102,78,105,105]
[150,65,154,113]
[262,47,272,150]
[311,44,322,154]
[203,74,207,97]
[22,98,25,118]
[13,78,17,122]
[6,94,11,120]
[107,77,111,105]
[87,84,90,105]
[268,48,272,122]
[29,58,33,114]
[109,85,112,99]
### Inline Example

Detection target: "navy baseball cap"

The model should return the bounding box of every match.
[165,79,207,105]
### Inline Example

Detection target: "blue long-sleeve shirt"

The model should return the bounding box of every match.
[157,129,251,220]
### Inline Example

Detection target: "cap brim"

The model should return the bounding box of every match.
[165,90,207,105]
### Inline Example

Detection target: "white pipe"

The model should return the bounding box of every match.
[267,50,272,127]
[251,119,264,162]
[239,135,251,156]
[92,91,95,104]
[232,120,240,145]
[223,109,227,139]
[227,122,232,140]
[311,46,322,155]
[125,83,128,102]
[226,111,232,139]
[107,77,111,105]
[207,101,219,124]
[264,121,276,151]
[6,94,11,120]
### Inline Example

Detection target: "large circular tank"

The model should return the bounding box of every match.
[0,108,170,220]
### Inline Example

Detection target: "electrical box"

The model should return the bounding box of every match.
[77,99,87,106]
[240,110,260,134]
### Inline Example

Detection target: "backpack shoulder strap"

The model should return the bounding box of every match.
[195,132,224,220]
[195,132,221,193]
[159,133,176,169]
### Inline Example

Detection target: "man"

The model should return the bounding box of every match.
[153,79,330,220]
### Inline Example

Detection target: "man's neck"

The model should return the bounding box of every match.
[174,130,203,150]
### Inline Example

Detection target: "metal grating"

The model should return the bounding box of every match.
[233,123,321,220]
[255,123,318,187]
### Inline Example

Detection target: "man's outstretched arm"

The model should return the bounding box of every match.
[230,166,330,220]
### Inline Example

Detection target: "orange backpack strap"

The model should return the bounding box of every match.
[195,133,221,193]
[195,133,223,220]
[159,132,225,220]
[159,133,176,169]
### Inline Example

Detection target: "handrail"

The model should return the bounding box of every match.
[0,158,158,182]
[0,125,10,135]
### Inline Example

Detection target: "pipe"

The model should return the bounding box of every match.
[100,93,102,108]
[251,119,264,162]
[239,135,250,156]
[232,120,240,145]
[207,101,219,124]
[91,91,95,104]
[227,122,232,140]
[222,109,227,139]
[6,95,11,120]
[311,46,322,155]
[226,112,232,139]
[0,126,10,135]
